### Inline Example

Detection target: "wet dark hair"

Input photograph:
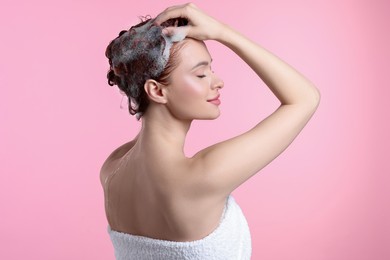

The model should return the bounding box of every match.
[105,17,188,118]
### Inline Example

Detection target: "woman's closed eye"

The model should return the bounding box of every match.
[197,69,214,78]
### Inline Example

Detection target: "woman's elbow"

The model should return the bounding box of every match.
[305,84,321,109]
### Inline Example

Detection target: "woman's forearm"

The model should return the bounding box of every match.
[216,24,320,106]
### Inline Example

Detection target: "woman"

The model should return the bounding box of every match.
[100,3,320,259]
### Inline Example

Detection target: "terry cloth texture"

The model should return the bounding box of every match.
[108,195,252,259]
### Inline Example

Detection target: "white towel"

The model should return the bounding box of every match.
[108,195,252,259]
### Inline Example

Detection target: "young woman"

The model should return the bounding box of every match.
[101,3,320,259]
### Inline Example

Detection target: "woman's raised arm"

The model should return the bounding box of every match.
[156,3,320,198]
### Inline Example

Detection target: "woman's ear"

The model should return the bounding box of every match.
[144,79,167,104]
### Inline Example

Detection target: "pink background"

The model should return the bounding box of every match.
[1,0,389,259]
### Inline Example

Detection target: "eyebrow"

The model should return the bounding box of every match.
[191,59,213,70]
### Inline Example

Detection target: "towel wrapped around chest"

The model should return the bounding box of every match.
[108,195,252,260]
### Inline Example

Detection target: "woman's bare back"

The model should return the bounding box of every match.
[100,142,227,242]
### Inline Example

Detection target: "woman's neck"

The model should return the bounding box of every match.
[135,108,192,157]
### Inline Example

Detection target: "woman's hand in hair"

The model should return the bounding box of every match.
[154,3,226,41]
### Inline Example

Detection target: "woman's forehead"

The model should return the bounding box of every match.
[177,39,212,69]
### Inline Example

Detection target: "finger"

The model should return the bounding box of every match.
[154,5,188,25]
[162,26,189,40]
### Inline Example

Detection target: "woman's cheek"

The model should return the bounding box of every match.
[181,76,206,98]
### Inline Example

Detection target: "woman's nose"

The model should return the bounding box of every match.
[212,74,224,89]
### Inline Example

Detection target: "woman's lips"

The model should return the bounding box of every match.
[207,95,221,105]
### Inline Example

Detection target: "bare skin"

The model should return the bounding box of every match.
[100,3,320,242]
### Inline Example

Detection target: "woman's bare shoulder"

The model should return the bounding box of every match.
[100,139,137,186]
[109,141,135,160]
